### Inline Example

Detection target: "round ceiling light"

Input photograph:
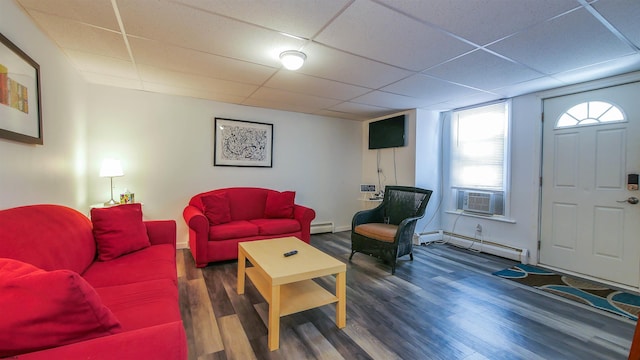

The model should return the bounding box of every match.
[279,50,306,70]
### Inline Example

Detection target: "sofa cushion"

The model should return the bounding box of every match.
[94,279,181,331]
[265,191,295,218]
[82,244,177,288]
[201,192,232,225]
[0,258,123,357]
[91,204,151,261]
[249,218,301,236]
[226,188,268,220]
[209,220,259,241]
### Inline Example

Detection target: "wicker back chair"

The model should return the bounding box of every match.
[350,186,432,275]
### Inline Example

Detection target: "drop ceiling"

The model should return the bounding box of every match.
[13,0,640,121]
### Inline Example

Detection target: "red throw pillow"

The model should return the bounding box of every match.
[265,191,295,218]
[201,193,232,225]
[0,258,122,357]
[91,203,150,261]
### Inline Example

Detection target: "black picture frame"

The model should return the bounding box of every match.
[0,32,42,145]
[214,117,273,167]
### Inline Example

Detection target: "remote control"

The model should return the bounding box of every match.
[283,250,298,257]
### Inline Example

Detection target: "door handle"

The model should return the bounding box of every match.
[617,197,639,204]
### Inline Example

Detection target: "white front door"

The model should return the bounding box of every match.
[540,82,640,288]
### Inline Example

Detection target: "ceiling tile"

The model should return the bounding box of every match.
[488,8,636,75]
[298,43,412,89]
[241,99,321,115]
[138,65,258,96]
[83,72,142,90]
[491,76,565,99]
[552,54,640,85]
[382,73,494,104]
[118,0,305,67]
[315,0,473,71]
[264,71,371,100]
[29,10,129,60]
[377,0,580,46]
[351,91,429,110]
[314,109,370,121]
[143,82,249,104]
[439,92,505,111]
[328,101,395,118]
[246,87,342,110]
[65,50,138,79]
[128,37,276,84]
[593,0,640,49]
[17,0,119,31]
[175,0,351,39]
[424,49,545,91]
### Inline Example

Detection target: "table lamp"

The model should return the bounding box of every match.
[99,159,124,205]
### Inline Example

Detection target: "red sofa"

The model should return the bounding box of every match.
[0,204,187,359]
[183,187,316,267]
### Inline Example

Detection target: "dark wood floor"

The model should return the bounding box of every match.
[177,232,636,360]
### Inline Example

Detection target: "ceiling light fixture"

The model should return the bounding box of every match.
[279,50,306,70]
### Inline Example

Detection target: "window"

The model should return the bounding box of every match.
[556,101,625,128]
[450,101,510,215]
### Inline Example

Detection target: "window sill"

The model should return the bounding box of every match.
[445,210,516,224]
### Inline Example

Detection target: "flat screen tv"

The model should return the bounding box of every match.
[368,115,406,149]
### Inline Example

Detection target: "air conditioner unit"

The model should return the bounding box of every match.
[462,191,495,215]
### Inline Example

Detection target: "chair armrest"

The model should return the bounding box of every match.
[395,216,422,244]
[183,205,210,267]
[144,220,177,247]
[15,321,187,360]
[293,204,316,242]
[352,205,385,228]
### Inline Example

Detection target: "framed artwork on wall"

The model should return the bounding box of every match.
[0,32,42,145]
[214,117,273,167]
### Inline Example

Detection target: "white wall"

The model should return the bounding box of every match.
[360,110,442,235]
[438,97,542,262]
[86,85,363,248]
[0,1,88,210]
[361,110,417,191]
[415,109,442,235]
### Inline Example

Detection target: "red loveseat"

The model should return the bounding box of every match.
[0,204,187,359]
[183,187,316,267]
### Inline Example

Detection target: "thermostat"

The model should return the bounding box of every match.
[360,184,376,192]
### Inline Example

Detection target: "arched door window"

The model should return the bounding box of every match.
[556,101,625,128]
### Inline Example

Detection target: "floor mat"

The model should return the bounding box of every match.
[493,264,640,320]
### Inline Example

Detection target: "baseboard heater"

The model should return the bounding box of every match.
[310,221,334,234]
[417,231,528,263]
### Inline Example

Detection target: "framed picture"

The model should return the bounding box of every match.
[214,117,273,167]
[0,32,42,145]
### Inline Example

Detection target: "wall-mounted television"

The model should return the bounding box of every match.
[368,115,406,149]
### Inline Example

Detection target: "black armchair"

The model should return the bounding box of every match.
[350,186,433,275]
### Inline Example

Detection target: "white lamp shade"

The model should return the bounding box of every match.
[279,50,306,70]
[99,159,124,177]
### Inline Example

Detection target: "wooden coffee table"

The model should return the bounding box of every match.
[237,236,346,351]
